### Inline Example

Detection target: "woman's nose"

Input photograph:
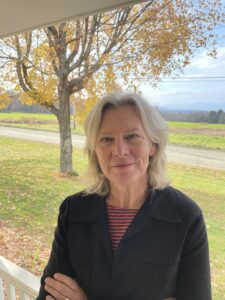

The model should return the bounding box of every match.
[112,138,129,156]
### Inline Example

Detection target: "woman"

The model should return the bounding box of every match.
[37,93,211,300]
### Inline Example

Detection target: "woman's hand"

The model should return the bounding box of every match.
[44,273,88,300]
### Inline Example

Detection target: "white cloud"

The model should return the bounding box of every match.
[185,47,225,76]
[140,46,225,109]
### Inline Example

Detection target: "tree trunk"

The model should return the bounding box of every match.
[58,88,73,174]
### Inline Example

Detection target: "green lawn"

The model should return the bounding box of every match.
[169,164,225,300]
[168,121,225,150]
[169,133,225,150]
[0,112,57,120]
[0,137,87,240]
[169,121,225,129]
[0,137,225,299]
[0,112,84,134]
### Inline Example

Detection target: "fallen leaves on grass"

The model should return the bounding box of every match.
[0,221,50,277]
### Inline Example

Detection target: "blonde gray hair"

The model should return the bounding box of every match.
[84,92,170,195]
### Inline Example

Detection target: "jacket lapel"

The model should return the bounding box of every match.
[123,190,153,241]
[71,194,112,263]
[123,188,181,241]
[150,188,181,223]
[90,204,112,263]
[71,187,181,262]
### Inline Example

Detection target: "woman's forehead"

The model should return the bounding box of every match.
[98,105,144,132]
[101,105,140,121]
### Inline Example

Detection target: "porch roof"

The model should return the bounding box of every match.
[0,0,144,39]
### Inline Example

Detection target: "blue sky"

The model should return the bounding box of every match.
[140,30,225,111]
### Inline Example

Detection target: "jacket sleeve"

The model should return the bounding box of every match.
[176,211,211,300]
[36,197,76,300]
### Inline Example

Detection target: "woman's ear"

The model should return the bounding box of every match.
[149,143,156,157]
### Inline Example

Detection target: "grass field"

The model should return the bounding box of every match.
[169,121,225,129]
[0,137,225,299]
[169,120,225,150]
[0,112,84,135]
[0,112,225,150]
[169,133,225,150]
[0,112,57,120]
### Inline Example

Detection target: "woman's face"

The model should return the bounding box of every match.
[95,105,156,189]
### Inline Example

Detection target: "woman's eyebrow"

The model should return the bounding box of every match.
[98,131,113,135]
[125,128,140,133]
[99,128,140,134]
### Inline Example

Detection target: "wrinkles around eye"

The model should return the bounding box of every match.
[99,137,114,145]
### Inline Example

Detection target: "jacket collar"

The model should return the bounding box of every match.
[71,187,181,224]
[70,188,181,261]
[71,193,106,222]
[149,188,181,223]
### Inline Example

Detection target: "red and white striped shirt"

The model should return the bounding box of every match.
[106,203,138,253]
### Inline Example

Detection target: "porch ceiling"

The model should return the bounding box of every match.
[0,0,144,38]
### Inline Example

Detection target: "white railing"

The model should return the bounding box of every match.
[0,255,40,299]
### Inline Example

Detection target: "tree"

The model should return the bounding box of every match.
[0,0,223,174]
[0,88,10,109]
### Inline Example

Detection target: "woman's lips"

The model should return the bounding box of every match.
[112,162,134,168]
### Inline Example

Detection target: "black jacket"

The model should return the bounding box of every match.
[37,186,211,300]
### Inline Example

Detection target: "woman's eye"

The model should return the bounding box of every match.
[99,136,113,144]
[126,133,139,140]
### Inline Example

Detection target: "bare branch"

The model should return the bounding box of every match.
[46,26,62,57]
[46,103,59,117]
[66,20,81,65]
[48,26,59,40]
[25,32,32,58]
[68,16,99,73]
[14,36,31,92]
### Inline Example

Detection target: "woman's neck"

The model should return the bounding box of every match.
[107,181,149,209]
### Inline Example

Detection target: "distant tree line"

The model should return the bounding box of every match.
[1,95,50,114]
[1,95,225,124]
[160,109,225,124]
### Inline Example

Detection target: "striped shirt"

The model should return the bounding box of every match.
[106,203,138,253]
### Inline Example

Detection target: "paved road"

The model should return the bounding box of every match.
[0,126,85,148]
[0,126,225,170]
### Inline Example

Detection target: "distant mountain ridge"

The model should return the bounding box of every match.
[159,101,225,112]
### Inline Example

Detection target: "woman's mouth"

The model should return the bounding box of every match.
[112,162,134,168]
